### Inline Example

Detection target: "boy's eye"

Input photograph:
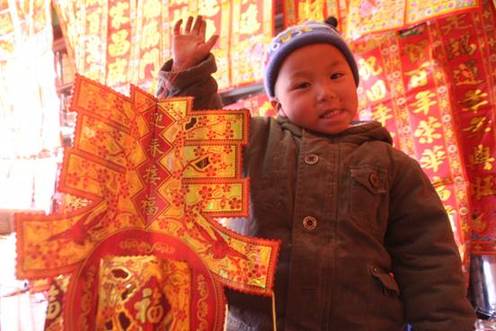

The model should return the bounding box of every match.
[294,82,310,89]
[330,72,344,80]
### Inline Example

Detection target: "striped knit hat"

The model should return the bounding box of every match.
[263,17,359,97]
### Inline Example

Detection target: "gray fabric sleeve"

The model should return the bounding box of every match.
[156,54,223,110]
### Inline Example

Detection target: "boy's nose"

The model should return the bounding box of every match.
[316,83,337,102]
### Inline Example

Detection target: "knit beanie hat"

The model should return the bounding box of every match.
[263,17,359,98]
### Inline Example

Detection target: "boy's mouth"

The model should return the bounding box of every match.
[319,109,342,119]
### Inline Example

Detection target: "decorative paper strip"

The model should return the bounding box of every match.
[283,0,339,27]
[105,0,133,90]
[230,0,273,87]
[431,2,496,255]
[284,0,480,40]
[16,75,280,329]
[54,0,273,92]
[352,26,472,268]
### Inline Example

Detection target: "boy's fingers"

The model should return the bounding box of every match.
[184,16,193,32]
[173,19,183,35]
[199,19,206,40]
[192,15,202,34]
[205,34,219,51]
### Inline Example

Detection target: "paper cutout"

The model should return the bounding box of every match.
[16,74,279,330]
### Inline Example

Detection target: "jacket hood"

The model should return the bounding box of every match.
[276,116,393,145]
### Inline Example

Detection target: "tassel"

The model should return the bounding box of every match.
[272,290,277,331]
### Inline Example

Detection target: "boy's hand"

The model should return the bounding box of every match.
[172,16,219,72]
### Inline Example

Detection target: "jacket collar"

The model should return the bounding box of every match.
[275,116,393,145]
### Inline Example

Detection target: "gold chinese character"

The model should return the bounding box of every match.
[87,10,102,35]
[462,116,492,135]
[109,2,130,29]
[108,30,131,57]
[149,138,164,157]
[358,57,383,81]
[141,22,160,49]
[414,116,442,144]
[460,89,488,113]
[153,111,171,129]
[432,176,451,202]
[143,0,161,18]
[141,196,158,215]
[371,103,392,125]
[453,60,483,86]
[471,212,487,233]
[420,146,446,172]
[405,66,429,89]
[404,41,428,64]
[107,58,128,85]
[470,144,495,170]
[240,4,261,34]
[366,80,387,102]
[412,91,437,115]
[440,15,470,34]
[143,165,162,186]
[447,34,477,59]
[472,176,496,200]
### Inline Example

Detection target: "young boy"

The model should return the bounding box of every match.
[157,16,476,331]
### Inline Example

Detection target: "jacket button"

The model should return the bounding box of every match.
[302,216,318,231]
[304,154,319,165]
[369,172,379,188]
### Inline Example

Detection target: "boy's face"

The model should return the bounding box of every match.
[272,43,358,135]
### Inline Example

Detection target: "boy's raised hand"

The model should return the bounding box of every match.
[172,16,219,72]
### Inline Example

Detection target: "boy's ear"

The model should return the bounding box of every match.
[270,98,284,115]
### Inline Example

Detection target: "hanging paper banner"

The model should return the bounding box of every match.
[56,0,108,84]
[16,75,280,329]
[284,0,480,40]
[352,26,472,268]
[346,0,479,39]
[230,0,273,87]
[431,2,496,255]
[133,0,163,93]
[105,0,133,91]
[283,0,335,27]
[55,0,164,94]
[54,0,273,93]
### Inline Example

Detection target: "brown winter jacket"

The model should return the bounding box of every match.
[157,54,476,331]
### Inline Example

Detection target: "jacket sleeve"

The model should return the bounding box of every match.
[156,54,223,110]
[386,151,476,331]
